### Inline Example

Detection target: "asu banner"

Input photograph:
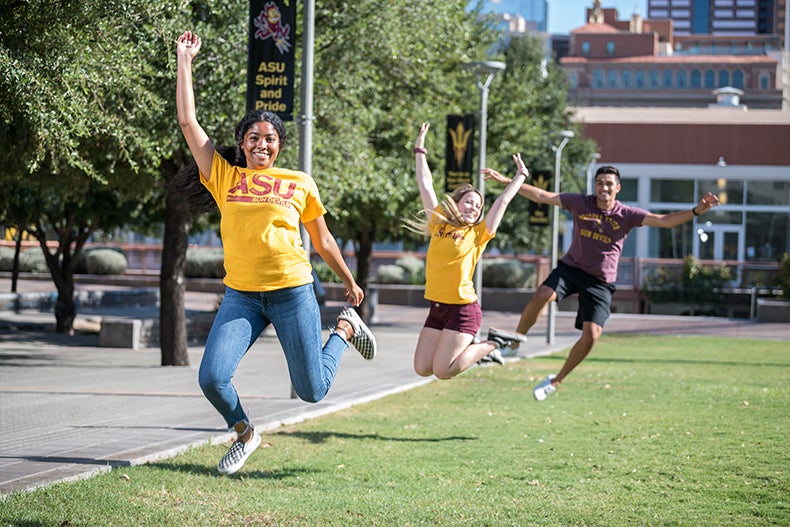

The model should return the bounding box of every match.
[528,169,552,227]
[247,0,297,120]
[444,114,475,194]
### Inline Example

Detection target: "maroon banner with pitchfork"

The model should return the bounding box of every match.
[246,0,297,120]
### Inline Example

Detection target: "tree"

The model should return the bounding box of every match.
[0,0,172,333]
[303,0,497,319]
[479,35,598,255]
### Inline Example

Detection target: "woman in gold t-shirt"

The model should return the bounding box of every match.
[408,122,526,380]
[176,31,377,476]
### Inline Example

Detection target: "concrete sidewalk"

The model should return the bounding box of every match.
[1,280,788,495]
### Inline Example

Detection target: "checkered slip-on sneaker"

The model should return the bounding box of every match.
[337,307,377,360]
[217,429,262,475]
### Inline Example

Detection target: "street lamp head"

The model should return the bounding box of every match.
[462,60,506,75]
[559,130,575,139]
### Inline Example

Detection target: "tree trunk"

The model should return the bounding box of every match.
[52,269,76,335]
[11,236,21,293]
[355,228,374,323]
[159,191,191,366]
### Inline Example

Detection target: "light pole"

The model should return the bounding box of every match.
[547,130,574,344]
[585,152,601,196]
[463,60,506,307]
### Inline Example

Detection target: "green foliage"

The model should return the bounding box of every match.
[0,247,14,271]
[644,254,731,304]
[374,264,408,284]
[1,336,787,526]
[778,253,790,299]
[311,260,340,284]
[374,255,426,285]
[184,247,225,279]
[18,249,48,273]
[482,258,536,288]
[79,248,128,275]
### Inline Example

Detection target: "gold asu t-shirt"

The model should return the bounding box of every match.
[424,211,494,305]
[201,151,326,291]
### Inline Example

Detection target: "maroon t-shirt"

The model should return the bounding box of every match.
[559,194,649,283]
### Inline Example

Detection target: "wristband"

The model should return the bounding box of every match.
[413,147,427,155]
[691,207,699,216]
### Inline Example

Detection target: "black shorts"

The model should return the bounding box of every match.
[542,261,616,331]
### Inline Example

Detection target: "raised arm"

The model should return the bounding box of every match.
[414,122,439,212]
[482,153,562,207]
[483,153,528,233]
[642,192,720,228]
[176,31,215,180]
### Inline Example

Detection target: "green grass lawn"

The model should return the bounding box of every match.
[2,335,788,526]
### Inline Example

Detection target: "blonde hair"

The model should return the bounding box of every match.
[404,184,484,236]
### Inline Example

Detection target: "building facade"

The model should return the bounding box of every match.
[561,3,785,108]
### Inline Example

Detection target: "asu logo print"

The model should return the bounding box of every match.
[226,172,297,207]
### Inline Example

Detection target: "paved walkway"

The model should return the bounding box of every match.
[1,279,788,495]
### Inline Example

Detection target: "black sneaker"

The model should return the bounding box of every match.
[487,327,527,356]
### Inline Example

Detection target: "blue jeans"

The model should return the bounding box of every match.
[198,284,348,428]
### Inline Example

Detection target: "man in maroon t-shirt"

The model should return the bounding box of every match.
[483,154,720,401]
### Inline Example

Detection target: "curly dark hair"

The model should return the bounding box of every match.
[234,110,287,148]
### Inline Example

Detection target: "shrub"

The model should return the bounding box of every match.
[312,260,342,283]
[644,255,730,304]
[18,249,48,273]
[74,247,127,275]
[83,248,128,275]
[482,258,536,288]
[0,247,15,271]
[185,247,225,278]
[778,253,790,299]
[375,264,409,284]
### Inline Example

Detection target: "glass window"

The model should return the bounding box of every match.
[649,69,660,88]
[700,178,743,205]
[618,178,638,202]
[745,212,790,262]
[699,209,743,225]
[635,69,646,87]
[606,41,616,55]
[759,75,769,90]
[718,70,730,87]
[581,41,591,55]
[593,69,604,88]
[649,212,695,258]
[732,69,744,89]
[704,69,716,88]
[690,69,701,88]
[622,69,632,88]
[607,69,618,88]
[662,70,673,88]
[651,179,694,203]
[677,70,688,88]
[747,180,790,205]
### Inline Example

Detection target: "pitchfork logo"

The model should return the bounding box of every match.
[254,1,292,54]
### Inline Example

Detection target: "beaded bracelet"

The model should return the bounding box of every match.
[413,147,427,155]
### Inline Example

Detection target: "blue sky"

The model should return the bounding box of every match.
[547,0,648,34]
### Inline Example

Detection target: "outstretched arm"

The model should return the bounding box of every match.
[642,192,720,228]
[414,122,439,212]
[482,152,563,207]
[483,154,528,233]
[304,217,364,306]
[176,31,214,180]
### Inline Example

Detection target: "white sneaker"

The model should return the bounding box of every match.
[533,375,557,401]
[217,429,262,475]
[337,307,377,360]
